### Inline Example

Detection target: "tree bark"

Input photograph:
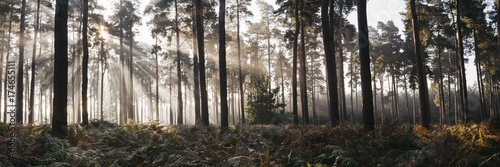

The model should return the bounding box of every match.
[129,19,134,121]
[321,0,339,126]
[300,18,308,124]
[53,0,69,137]
[380,77,384,124]
[28,0,41,125]
[175,0,183,124]
[357,0,374,131]
[192,0,201,125]
[16,0,26,124]
[473,29,484,121]
[292,0,300,125]
[100,40,106,120]
[82,0,89,125]
[456,0,469,121]
[219,0,228,128]
[119,0,126,124]
[411,0,430,129]
[339,0,347,123]
[196,0,209,126]
[438,46,445,124]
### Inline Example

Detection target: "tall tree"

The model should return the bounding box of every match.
[192,0,201,125]
[321,0,339,126]
[220,0,228,128]
[16,0,26,124]
[299,1,308,124]
[53,0,69,137]
[196,0,209,126]
[119,0,126,124]
[82,0,89,126]
[236,0,245,124]
[292,0,299,125]
[29,0,41,125]
[410,0,430,129]
[357,0,374,131]
[456,0,469,120]
[175,0,183,124]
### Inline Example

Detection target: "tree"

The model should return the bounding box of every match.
[53,0,69,137]
[192,0,201,125]
[410,0,430,129]
[16,0,26,124]
[29,0,41,125]
[82,0,89,126]
[235,0,253,125]
[175,0,183,124]
[292,0,299,125]
[299,0,309,124]
[246,75,287,125]
[456,0,469,121]
[220,0,228,128]
[321,0,339,126]
[357,0,374,131]
[196,0,209,126]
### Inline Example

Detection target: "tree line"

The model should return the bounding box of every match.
[0,0,499,137]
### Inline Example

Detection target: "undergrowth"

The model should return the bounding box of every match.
[0,119,499,166]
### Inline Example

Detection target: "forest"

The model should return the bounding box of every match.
[1,0,500,166]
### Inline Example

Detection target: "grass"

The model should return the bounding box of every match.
[1,119,499,166]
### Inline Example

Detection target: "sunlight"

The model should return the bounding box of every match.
[99,25,110,39]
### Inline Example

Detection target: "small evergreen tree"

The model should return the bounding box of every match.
[246,75,288,125]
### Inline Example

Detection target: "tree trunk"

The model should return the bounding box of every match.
[456,0,469,121]
[372,68,377,124]
[267,16,272,92]
[196,0,209,126]
[380,77,384,124]
[311,59,316,124]
[404,73,410,123]
[192,0,201,125]
[119,0,126,124]
[100,41,105,120]
[236,0,245,125]
[71,28,75,124]
[292,0,299,125]
[448,52,452,121]
[155,36,159,121]
[411,0,430,129]
[53,0,69,137]
[175,0,182,124]
[439,47,447,124]
[300,19,308,124]
[321,0,339,126]
[358,0,374,131]
[129,19,134,121]
[473,29,484,121]
[219,0,228,128]
[82,0,89,125]
[28,0,41,125]
[16,0,27,124]
[339,0,347,123]
[413,89,416,124]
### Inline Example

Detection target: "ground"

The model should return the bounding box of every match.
[1,119,500,166]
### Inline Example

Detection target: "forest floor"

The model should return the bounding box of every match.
[1,119,500,167]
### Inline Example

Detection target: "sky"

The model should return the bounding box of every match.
[98,0,480,88]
